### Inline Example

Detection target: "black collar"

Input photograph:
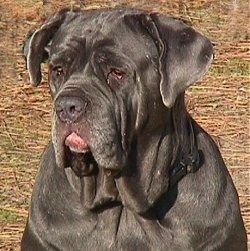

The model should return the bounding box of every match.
[169,117,201,187]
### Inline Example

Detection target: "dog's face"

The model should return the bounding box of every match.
[48,10,162,174]
[26,8,213,210]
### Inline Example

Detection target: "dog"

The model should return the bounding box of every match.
[21,8,247,251]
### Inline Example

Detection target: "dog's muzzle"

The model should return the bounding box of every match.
[53,90,121,209]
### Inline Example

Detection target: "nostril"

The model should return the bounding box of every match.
[69,105,76,114]
[55,103,63,113]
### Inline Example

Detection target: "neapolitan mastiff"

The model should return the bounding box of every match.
[21,8,247,251]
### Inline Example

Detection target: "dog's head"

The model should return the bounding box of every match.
[26,8,213,211]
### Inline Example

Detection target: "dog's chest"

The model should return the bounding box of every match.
[44,206,170,251]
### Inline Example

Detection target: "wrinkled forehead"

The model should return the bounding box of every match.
[50,10,157,60]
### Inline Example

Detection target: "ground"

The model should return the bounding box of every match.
[0,0,249,250]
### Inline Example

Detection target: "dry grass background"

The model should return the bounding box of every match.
[0,0,249,250]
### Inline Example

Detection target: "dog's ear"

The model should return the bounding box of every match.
[25,8,80,86]
[142,14,214,108]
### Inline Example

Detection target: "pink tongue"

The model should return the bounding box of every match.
[65,132,89,153]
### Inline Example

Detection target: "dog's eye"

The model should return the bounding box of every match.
[107,68,124,80]
[52,66,64,77]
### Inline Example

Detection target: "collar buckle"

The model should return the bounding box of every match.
[169,118,201,187]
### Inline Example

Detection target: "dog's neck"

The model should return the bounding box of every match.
[108,94,198,215]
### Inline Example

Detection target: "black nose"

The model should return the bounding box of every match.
[55,95,87,123]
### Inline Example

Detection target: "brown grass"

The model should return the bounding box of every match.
[0,0,249,250]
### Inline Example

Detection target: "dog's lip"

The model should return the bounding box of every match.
[65,132,90,153]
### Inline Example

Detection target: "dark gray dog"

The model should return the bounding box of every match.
[21,8,247,251]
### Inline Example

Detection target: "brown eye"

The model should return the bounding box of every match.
[108,68,124,80]
[53,66,64,77]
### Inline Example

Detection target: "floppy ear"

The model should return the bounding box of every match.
[26,8,80,86]
[142,13,214,108]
